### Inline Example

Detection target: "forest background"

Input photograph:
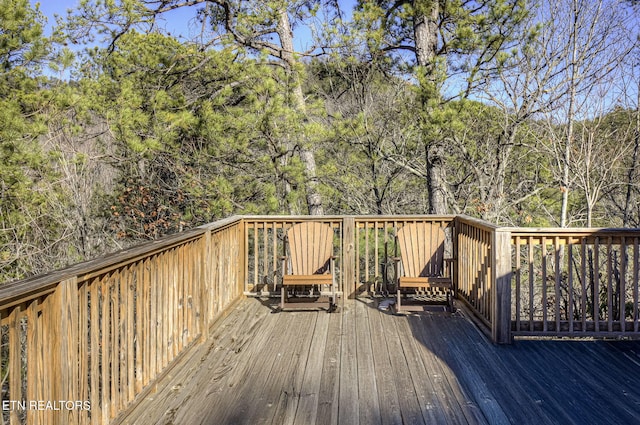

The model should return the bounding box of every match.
[1,0,640,283]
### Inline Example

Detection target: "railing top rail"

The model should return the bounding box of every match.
[353,214,457,221]
[0,215,246,309]
[506,227,640,237]
[240,214,456,221]
[455,214,501,232]
[5,213,640,311]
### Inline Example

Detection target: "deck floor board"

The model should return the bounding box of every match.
[118,298,640,425]
[367,302,403,425]
[315,306,342,425]
[408,314,486,425]
[354,299,382,425]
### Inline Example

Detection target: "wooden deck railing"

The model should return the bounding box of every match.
[0,216,244,425]
[353,217,454,296]
[2,214,640,424]
[242,216,455,298]
[509,228,640,338]
[452,216,512,343]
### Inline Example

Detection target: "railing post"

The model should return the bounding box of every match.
[492,229,512,344]
[237,220,247,298]
[201,229,212,342]
[51,277,79,424]
[343,217,356,299]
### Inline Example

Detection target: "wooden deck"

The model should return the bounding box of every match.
[118,298,640,425]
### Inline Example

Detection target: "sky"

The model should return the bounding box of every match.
[31,1,355,52]
[34,1,213,40]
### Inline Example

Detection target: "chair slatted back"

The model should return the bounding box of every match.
[287,222,334,275]
[396,222,446,278]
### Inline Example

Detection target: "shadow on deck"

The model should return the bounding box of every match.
[118,298,640,425]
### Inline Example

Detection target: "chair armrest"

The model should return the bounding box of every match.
[443,258,455,277]
[391,257,403,280]
[280,256,289,277]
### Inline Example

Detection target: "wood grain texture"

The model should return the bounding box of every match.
[119,297,640,425]
[395,222,453,312]
[4,215,640,425]
[281,222,337,311]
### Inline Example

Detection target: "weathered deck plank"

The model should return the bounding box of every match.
[382,307,428,425]
[337,297,359,424]
[315,306,342,425]
[407,314,486,425]
[292,309,331,425]
[354,299,382,425]
[367,301,403,425]
[118,298,640,425]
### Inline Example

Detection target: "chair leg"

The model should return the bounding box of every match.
[397,287,402,312]
[281,286,286,311]
[329,290,337,313]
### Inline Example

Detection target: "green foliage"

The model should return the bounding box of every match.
[2,0,639,282]
[307,58,427,214]
[81,30,305,240]
[0,0,73,281]
[0,0,47,74]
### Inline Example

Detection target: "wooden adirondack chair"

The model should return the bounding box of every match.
[280,222,337,312]
[394,222,453,312]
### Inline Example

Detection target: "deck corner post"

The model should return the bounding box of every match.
[237,219,247,298]
[493,229,513,344]
[201,229,212,342]
[343,216,356,299]
[51,277,80,424]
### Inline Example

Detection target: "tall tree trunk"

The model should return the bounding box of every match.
[278,9,324,215]
[414,1,448,214]
[623,82,640,227]
[427,141,448,214]
[413,1,439,71]
[561,0,580,228]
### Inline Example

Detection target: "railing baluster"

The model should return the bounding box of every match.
[119,266,127,411]
[607,237,613,332]
[594,237,600,331]
[100,277,110,425]
[515,237,521,332]
[581,239,587,332]
[136,261,145,393]
[161,252,169,371]
[620,237,627,333]
[26,299,38,425]
[253,222,258,291]
[259,221,269,291]
[541,236,548,333]
[177,245,184,351]
[128,265,136,403]
[8,306,21,425]
[272,221,278,292]
[90,279,100,425]
[635,237,639,333]
[529,236,535,332]
[374,221,379,285]
[568,242,574,333]
[111,271,119,418]
[150,254,159,378]
[171,247,179,360]
[364,221,370,289]
[554,237,561,332]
